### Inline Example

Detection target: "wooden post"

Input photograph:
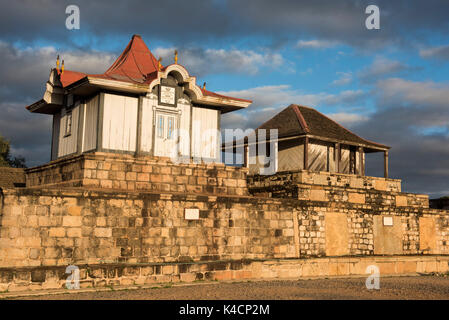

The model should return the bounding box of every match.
[135,96,143,157]
[243,145,248,168]
[335,143,340,173]
[384,150,389,178]
[359,147,364,176]
[304,136,309,170]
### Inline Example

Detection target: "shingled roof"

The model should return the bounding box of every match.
[257,104,389,150]
[0,167,25,188]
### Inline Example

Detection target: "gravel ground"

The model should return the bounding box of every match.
[12,275,449,300]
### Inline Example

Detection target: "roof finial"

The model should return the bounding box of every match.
[61,60,65,74]
[202,82,206,90]
[174,50,178,64]
[56,55,60,72]
[158,57,162,71]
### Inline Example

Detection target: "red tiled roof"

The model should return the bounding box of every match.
[200,88,252,103]
[103,34,159,83]
[58,69,86,87]
[56,35,250,103]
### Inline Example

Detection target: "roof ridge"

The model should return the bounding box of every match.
[291,104,310,133]
[297,105,388,148]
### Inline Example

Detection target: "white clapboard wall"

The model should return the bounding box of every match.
[57,103,79,158]
[51,113,60,160]
[192,107,219,160]
[102,93,138,152]
[82,95,99,152]
[178,99,191,157]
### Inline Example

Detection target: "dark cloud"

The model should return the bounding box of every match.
[2,0,449,49]
[0,41,116,166]
[0,102,51,167]
[0,0,234,46]
[351,78,449,198]
[227,0,449,49]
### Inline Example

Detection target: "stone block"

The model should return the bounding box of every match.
[348,192,365,204]
[309,189,326,201]
[396,195,408,207]
[94,228,112,238]
[63,216,82,227]
[67,206,82,216]
[373,216,403,255]
[49,227,66,237]
[419,217,437,254]
[325,212,349,256]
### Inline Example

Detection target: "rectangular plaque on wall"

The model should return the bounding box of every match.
[383,216,393,226]
[185,208,199,220]
[159,85,176,105]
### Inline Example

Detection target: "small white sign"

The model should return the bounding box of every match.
[160,86,175,105]
[383,216,393,226]
[185,208,199,220]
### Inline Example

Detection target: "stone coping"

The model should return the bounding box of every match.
[25,152,248,174]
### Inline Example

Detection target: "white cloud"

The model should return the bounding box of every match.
[358,57,410,83]
[219,85,364,110]
[153,47,285,76]
[296,40,339,49]
[419,45,449,61]
[219,84,366,130]
[327,112,368,126]
[332,71,352,86]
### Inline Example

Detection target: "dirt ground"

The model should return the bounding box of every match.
[11,275,449,300]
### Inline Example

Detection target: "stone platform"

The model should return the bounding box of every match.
[25,152,248,196]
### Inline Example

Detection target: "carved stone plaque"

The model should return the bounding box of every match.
[160,85,175,105]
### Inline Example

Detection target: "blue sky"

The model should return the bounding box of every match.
[1,0,449,197]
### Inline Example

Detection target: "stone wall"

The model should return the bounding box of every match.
[25,153,248,196]
[0,158,448,292]
[248,170,402,193]
[1,255,448,292]
[1,185,449,269]
[0,188,298,268]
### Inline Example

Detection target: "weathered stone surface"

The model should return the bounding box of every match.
[373,216,403,255]
[325,212,349,256]
[419,217,437,254]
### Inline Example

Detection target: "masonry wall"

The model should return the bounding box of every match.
[1,184,448,270]
[26,153,248,196]
[2,157,449,291]
[0,188,299,268]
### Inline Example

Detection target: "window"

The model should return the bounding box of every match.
[157,115,164,138]
[64,112,72,136]
[167,117,174,140]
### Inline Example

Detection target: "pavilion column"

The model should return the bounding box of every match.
[304,136,309,170]
[135,96,143,157]
[359,147,364,176]
[335,143,340,173]
[243,145,248,168]
[384,150,389,178]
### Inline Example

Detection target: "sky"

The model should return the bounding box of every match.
[1,0,449,197]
